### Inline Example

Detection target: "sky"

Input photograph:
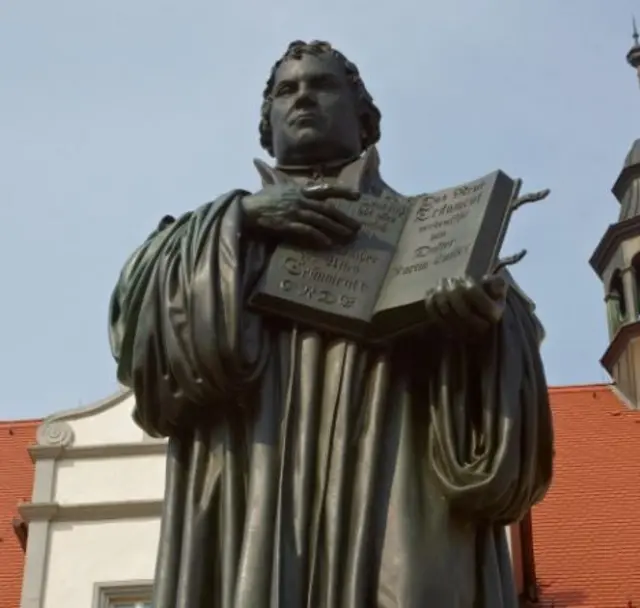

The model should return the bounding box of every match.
[1,0,638,419]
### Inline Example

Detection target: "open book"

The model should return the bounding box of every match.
[249,170,521,342]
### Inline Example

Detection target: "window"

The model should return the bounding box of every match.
[93,581,153,608]
[607,270,627,333]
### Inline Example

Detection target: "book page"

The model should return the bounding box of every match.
[373,171,510,315]
[252,192,411,324]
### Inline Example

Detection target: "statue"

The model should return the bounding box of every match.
[109,40,553,608]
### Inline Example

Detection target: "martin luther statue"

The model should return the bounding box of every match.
[109,40,553,608]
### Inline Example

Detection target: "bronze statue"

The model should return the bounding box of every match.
[109,40,553,608]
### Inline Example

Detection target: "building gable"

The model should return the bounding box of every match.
[34,389,149,450]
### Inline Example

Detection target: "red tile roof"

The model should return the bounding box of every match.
[0,419,40,608]
[532,384,640,607]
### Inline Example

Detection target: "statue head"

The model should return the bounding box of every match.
[259,40,381,167]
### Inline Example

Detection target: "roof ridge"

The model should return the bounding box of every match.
[548,383,612,393]
[0,419,43,427]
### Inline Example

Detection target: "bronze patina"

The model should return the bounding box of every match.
[109,40,553,608]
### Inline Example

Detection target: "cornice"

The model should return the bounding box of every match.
[18,499,163,523]
[28,439,167,462]
[589,215,640,278]
[612,162,640,202]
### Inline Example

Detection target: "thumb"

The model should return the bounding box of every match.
[482,275,508,301]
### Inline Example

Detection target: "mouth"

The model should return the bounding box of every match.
[290,112,319,125]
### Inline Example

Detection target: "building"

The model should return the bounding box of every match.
[0,419,39,608]
[16,391,163,608]
[590,21,640,402]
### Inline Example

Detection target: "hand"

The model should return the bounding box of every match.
[240,183,361,249]
[424,275,508,338]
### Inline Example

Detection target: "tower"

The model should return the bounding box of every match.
[589,20,640,406]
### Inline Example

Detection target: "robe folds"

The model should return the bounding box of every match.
[109,175,553,607]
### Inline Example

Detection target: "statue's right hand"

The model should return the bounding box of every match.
[240,183,361,249]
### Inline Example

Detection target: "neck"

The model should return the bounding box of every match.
[254,146,383,193]
[275,152,361,176]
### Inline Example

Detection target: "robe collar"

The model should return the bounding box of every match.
[253,146,383,194]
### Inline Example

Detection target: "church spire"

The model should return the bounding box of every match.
[587,18,640,408]
[626,16,640,87]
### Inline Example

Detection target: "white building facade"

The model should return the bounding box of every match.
[18,390,165,608]
[18,390,524,608]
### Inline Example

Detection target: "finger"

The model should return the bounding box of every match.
[430,279,458,335]
[302,184,361,201]
[280,222,334,249]
[447,279,491,333]
[299,199,361,230]
[482,274,508,301]
[294,209,356,240]
[465,282,503,324]
[424,287,440,321]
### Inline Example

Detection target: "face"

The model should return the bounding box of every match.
[269,53,362,166]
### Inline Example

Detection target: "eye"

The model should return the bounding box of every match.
[274,83,295,97]
[323,78,339,89]
[312,76,339,91]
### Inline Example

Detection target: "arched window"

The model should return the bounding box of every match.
[607,270,626,333]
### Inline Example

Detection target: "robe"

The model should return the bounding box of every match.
[108,151,553,608]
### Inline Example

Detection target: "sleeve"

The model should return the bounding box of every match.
[108,191,268,437]
[427,288,554,524]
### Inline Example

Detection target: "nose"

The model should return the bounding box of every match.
[293,83,317,108]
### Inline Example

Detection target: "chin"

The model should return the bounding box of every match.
[291,132,332,158]
[277,130,336,165]
[294,127,324,144]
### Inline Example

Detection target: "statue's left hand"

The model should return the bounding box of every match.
[424,275,508,338]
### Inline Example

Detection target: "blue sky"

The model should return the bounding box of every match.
[1,0,637,419]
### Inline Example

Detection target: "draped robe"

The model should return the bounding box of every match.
[109,149,553,608]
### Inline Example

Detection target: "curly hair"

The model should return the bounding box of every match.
[259,40,382,156]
